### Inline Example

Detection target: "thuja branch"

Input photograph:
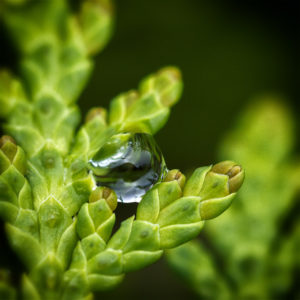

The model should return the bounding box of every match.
[0,0,244,299]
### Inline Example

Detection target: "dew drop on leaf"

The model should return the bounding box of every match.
[89,133,167,203]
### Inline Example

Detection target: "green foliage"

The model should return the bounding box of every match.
[0,0,244,299]
[0,269,16,300]
[166,99,300,299]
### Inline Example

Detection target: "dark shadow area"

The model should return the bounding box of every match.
[0,20,18,70]
[0,222,24,288]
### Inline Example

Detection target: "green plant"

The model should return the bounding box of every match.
[0,0,244,299]
[166,99,300,299]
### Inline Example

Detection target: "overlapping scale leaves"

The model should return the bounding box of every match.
[0,0,244,299]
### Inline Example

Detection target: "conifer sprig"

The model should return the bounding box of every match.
[0,1,244,299]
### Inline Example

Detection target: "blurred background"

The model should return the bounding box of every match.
[0,0,299,299]
[80,0,299,170]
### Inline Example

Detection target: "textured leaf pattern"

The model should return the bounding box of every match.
[0,1,244,299]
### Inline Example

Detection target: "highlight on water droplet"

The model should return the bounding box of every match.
[88,132,167,203]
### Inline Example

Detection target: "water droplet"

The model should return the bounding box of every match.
[88,133,167,203]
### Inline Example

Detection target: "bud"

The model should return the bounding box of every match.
[109,68,183,134]
[183,161,244,220]
[139,67,183,107]
[85,107,107,124]
[89,186,117,211]
[79,0,114,55]
[123,90,140,109]
[0,136,27,175]
[0,135,17,162]
[211,161,245,193]
[183,166,211,197]
[164,169,186,190]
[109,90,139,125]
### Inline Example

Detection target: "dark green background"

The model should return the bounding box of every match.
[79,0,299,172]
[0,0,299,299]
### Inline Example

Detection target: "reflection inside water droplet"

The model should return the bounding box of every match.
[89,133,167,203]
